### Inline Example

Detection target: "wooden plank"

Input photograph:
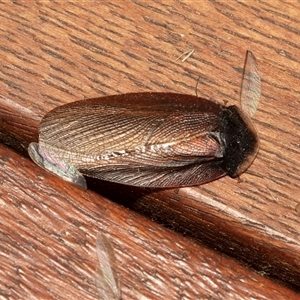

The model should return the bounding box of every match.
[0,144,299,299]
[0,0,299,294]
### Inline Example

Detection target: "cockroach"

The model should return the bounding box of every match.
[28,51,261,190]
[95,233,121,300]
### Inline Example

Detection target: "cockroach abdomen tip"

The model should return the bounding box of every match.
[28,142,87,190]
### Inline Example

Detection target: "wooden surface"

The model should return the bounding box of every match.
[0,1,299,299]
[2,144,299,299]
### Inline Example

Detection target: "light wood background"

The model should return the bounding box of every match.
[0,1,299,299]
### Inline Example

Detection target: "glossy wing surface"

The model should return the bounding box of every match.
[82,158,226,187]
[39,93,222,155]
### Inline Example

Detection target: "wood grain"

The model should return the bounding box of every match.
[0,0,299,297]
[1,144,299,299]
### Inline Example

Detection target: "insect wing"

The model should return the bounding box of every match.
[82,155,226,187]
[240,50,261,117]
[39,93,223,154]
[39,93,225,187]
[95,233,121,300]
